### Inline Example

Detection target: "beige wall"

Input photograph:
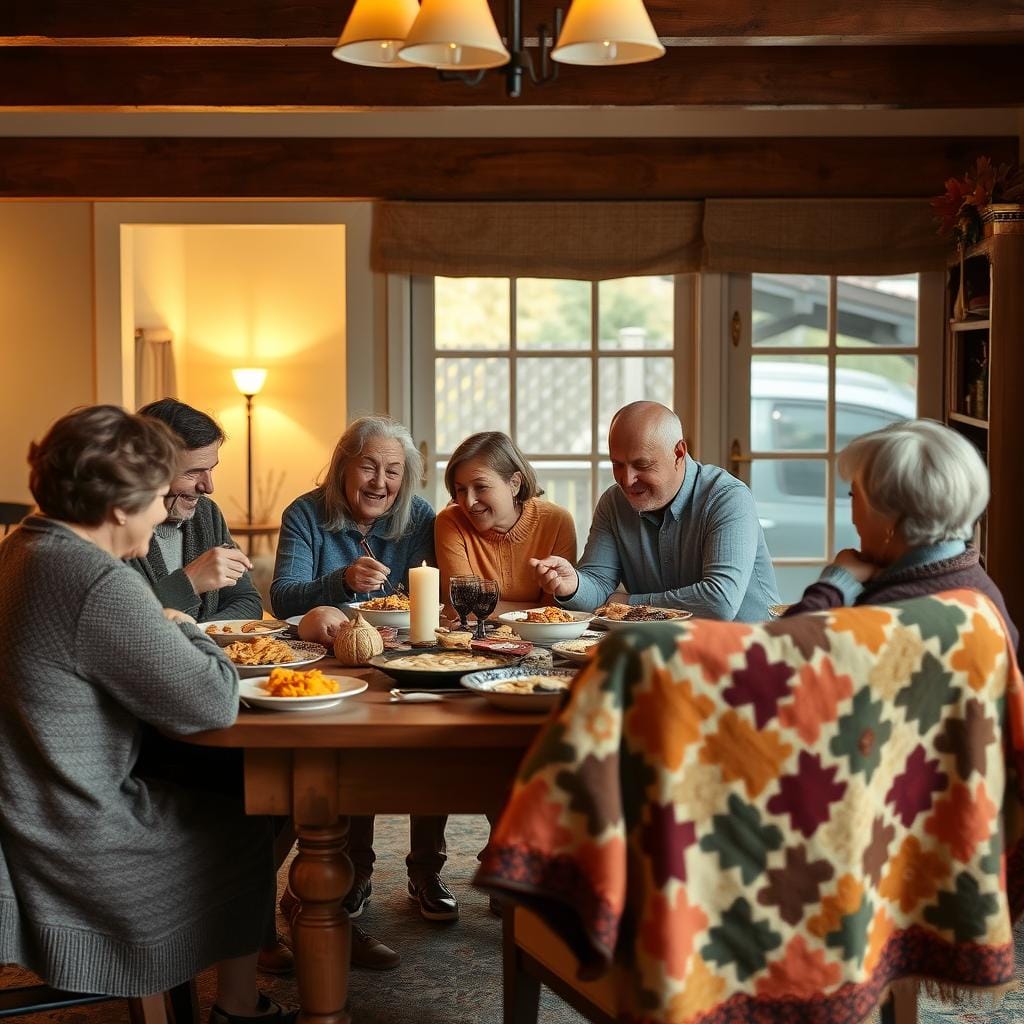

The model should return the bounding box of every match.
[179,224,347,526]
[0,203,95,503]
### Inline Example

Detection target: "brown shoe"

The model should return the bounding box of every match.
[350,924,400,970]
[257,933,294,975]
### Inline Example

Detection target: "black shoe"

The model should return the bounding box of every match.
[343,876,372,919]
[209,993,298,1023]
[407,874,459,922]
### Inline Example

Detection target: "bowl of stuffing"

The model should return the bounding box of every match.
[459,667,576,712]
[496,606,593,644]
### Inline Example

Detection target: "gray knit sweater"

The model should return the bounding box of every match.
[126,495,263,622]
[0,517,274,996]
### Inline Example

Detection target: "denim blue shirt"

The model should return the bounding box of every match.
[560,455,779,622]
[270,490,436,618]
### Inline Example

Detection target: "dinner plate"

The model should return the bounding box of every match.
[239,674,367,711]
[460,667,576,713]
[551,637,603,664]
[591,609,693,631]
[226,638,328,678]
[369,647,522,687]
[198,618,289,645]
[496,609,593,645]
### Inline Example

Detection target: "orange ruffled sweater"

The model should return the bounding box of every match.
[435,498,577,615]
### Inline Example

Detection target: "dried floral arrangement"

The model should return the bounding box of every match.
[931,156,1024,247]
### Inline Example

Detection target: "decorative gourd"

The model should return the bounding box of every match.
[334,613,384,665]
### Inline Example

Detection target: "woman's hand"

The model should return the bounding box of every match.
[529,556,579,598]
[162,608,196,625]
[343,556,392,594]
[833,548,879,583]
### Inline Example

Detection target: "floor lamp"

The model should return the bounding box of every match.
[231,367,268,527]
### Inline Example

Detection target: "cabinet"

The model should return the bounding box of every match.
[944,229,1024,632]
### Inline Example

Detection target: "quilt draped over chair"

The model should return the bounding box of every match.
[476,590,1024,1024]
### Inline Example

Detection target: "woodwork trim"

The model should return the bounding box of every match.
[0,136,1016,201]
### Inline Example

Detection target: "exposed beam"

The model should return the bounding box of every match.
[2,0,1022,46]
[0,136,1014,200]
[1,45,1021,109]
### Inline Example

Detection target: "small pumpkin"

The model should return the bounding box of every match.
[334,612,384,665]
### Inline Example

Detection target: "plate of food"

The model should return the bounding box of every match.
[346,593,412,627]
[223,636,328,678]
[239,667,367,711]
[460,667,576,712]
[591,602,693,630]
[496,607,593,644]
[551,636,603,664]
[199,618,289,645]
[368,647,522,687]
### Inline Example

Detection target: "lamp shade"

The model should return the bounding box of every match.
[551,0,665,66]
[399,0,510,71]
[333,0,421,67]
[232,367,267,396]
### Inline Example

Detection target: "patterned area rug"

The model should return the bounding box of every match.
[1,815,1020,1022]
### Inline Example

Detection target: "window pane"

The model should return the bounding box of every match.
[751,457,827,559]
[516,358,591,454]
[836,355,918,420]
[774,564,828,606]
[598,461,615,499]
[516,279,591,350]
[434,462,450,517]
[752,274,829,348]
[833,481,858,554]
[435,278,509,350]
[435,357,510,452]
[598,276,673,350]
[752,356,828,452]
[837,275,918,348]
[532,461,592,553]
[598,356,674,451]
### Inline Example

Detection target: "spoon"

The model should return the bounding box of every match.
[389,688,473,702]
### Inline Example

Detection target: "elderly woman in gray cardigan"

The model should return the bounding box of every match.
[0,406,294,1024]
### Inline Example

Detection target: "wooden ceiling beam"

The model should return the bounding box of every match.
[0,136,1014,200]
[2,0,1021,46]
[1,45,1021,109]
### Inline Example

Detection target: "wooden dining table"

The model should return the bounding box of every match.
[184,655,550,1024]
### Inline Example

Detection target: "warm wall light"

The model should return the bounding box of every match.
[232,367,267,398]
[231,367,268,526]
[331,0,664,98]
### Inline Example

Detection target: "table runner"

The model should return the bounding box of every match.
[477,590,1024,1024]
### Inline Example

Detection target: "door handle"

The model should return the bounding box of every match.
[418,440,429,488]
[729,438,752,478]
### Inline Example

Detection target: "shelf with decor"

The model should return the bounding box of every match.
[942,212,1024,634]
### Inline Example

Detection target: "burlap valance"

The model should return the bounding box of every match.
[703,199,946,275]
[372,201,704,280]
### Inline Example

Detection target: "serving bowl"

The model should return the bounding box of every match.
[496,609,593,644]
[368,647,522,687]
[460,667,576,712]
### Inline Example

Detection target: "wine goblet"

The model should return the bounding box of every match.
[449,574,481,632]
[472,579,500,640]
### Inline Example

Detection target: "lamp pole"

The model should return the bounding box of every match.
[244,391,255,527]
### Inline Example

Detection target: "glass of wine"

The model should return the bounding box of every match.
[449,574,481,632]
[472,579,500,640]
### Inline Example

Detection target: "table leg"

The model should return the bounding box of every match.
[289,818,353,1024]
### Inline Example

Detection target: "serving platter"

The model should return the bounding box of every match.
[368,647,522,687]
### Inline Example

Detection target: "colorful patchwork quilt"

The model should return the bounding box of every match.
[476,590,1024,1024]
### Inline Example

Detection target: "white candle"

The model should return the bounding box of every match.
[408,561,440,644]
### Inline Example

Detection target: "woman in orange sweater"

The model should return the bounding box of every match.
[436,431,577,616]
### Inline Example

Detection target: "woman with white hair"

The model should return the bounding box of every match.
[785,418,1018,653]
[270,415,447,968]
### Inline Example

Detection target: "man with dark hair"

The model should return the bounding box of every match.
[131,398,262,622]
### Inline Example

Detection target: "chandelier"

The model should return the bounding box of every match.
[332,0,665,99]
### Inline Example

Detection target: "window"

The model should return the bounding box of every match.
[412,275,682,550]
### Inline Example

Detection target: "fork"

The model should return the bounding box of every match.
[359,538,408,596]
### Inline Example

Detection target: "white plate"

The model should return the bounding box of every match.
[239,674,367,711]
[460,667,577,713]
[591,609,693,631]
[198,619,289,646]
[225,638,328,678]
[285,615,303,627]
[496,609,593,645]
[551,637,602,664]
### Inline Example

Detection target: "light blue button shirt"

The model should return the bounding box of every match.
[560,455,779,622]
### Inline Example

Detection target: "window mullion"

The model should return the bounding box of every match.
[509,277,518,448]
[826,275,838,559]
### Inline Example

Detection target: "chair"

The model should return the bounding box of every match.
[0,977,197,1021]
[482,593,1021,1024]
[0,503,31,538]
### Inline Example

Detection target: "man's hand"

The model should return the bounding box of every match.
[529,556,579,598]
[183,544,253,596]
[162,608,196,625]
[343,556,391,594]
[832,548,878,584]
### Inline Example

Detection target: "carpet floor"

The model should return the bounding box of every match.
[2,814,1021,1023]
